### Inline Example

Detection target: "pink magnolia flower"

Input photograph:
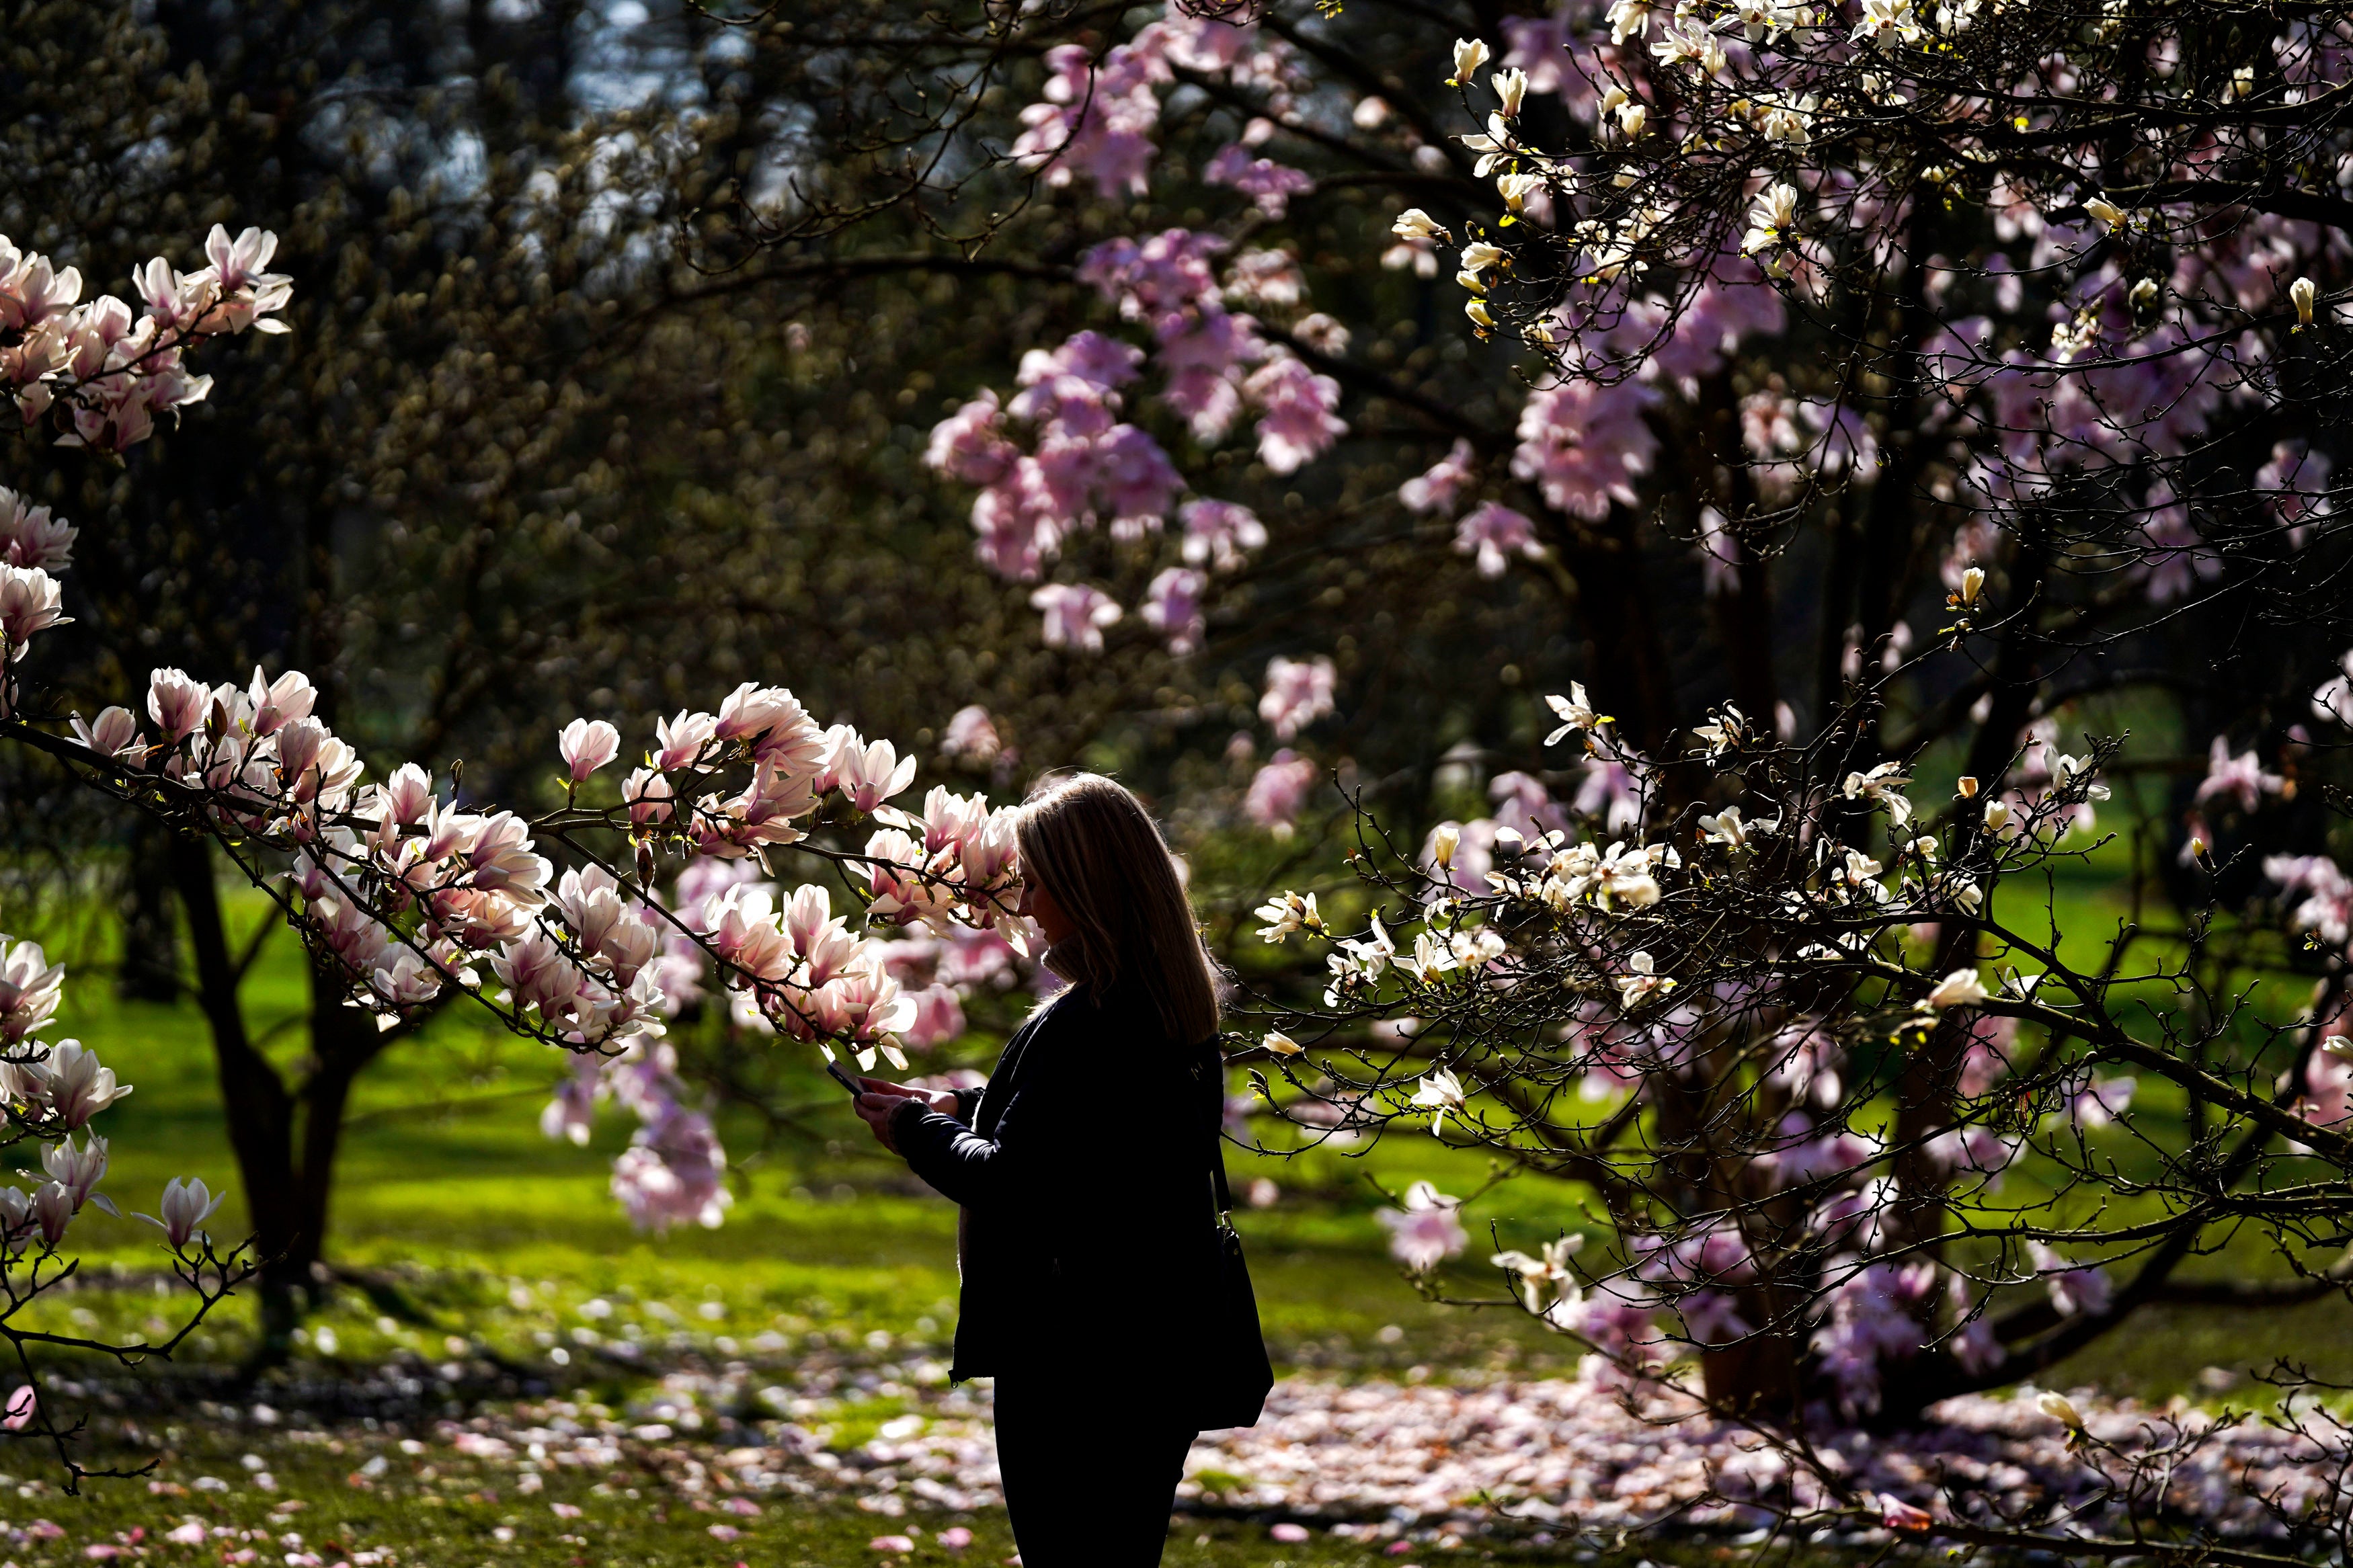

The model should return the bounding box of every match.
[1400,439,1476,515]
[1030,583,1123,652]
[623,767,675,827]
[1880,1494,1934,1533]
[1245,750,1320,833]
[1142,567,1206,655]
[653,710,718,772]
[936,1526,973,1551]
[1009,38,1168,200]
[2257,439,2333,546]
[1513,380,1658,520]
[1179,498,1267,571]
[1244,354,1347,474]
[866,1538,914,1555]
[134,1177,223,1250]
[33,1179,73,1244]
[38,1134,105,1210]
[197,224,292,334]
[0,564,67,655]
[2028,1241,2113,1317]
[828,733,918,814]
[924,389,1019,486]
[2194,735,2284,813]
[0,488,74,570]
[1453,501,1542,577]
[1203,143,1316,217]
[1375,1181,1468,1271]
[2,1385,33,1432]
[0,936,64,1046]
[1259,655,1337,739]
[610,1108,731,1231]
[939,705,1001,764]
[2132,495,2223,604]
[2267,853,2352,946]
[69,706,141,764]
[557,718,621,784]
[28,1040,131,1128]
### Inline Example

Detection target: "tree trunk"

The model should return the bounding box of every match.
[118,815,180,1003]
[167,834,307,1357]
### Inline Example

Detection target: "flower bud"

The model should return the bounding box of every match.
[1959,565,1985,604]
[1262,1030,1303,1057]
[1956,776,1979,798]
[1493,67,1529,118]
[1433,823,1462,870]
[2322,1034,2353,1061]
[2292,276,2317,325]
[2036,1391,2082,1428]
[1392,208,1445,242]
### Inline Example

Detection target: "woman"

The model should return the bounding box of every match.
[852,772,1246,1567]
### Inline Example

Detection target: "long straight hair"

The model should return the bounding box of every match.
[1015,772,1220,1045]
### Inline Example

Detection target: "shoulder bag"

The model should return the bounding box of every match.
[1191,1046,1275,1430]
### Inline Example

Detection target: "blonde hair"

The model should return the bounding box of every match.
[1015,772,1221,1045]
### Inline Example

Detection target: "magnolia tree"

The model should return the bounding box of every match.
[0,221,1039,1465]
[700,0,2353,1553]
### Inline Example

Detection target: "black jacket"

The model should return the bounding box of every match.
[890,982,1224,1383]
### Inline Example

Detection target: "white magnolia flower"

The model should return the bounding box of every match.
[1391,208,1449,243]
[1607,0,1654,41]
[1261,1030,1304,1057]
[1449,37,1490,83]
[1922,967,1991,1010]
[1691,704,1747,758]
[1615,950,1675,1008]
[1409,1067,1468,1121]
[1741,183,1800,256]
[1492,66,1529,117]
[2036,1391,2083,1428]
[2292,276,2317,325]
[1254,889,1326,942]
[1543,684,1607,744]
[1406,930,1461,985]
[1492,1233,1586,1311]
[1699,805,1752,850]
[1851,0,1922,48]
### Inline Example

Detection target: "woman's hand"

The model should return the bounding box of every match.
[851,1079,959,1155]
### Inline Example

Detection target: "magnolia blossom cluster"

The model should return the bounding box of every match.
[58,656,1014,1226]
[1,226,289,454]
[924,228,1341,652]
[1261,686,2152,1411]
[1410,10,2343,607]
[1008,4,1308,207]
[0,939,223,1257]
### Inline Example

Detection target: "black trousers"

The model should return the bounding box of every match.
[994,1370,1197,1567]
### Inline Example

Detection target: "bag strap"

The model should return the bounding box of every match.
[1201,1040,1236,1220]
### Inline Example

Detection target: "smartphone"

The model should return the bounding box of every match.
[824,1057,865,1098]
